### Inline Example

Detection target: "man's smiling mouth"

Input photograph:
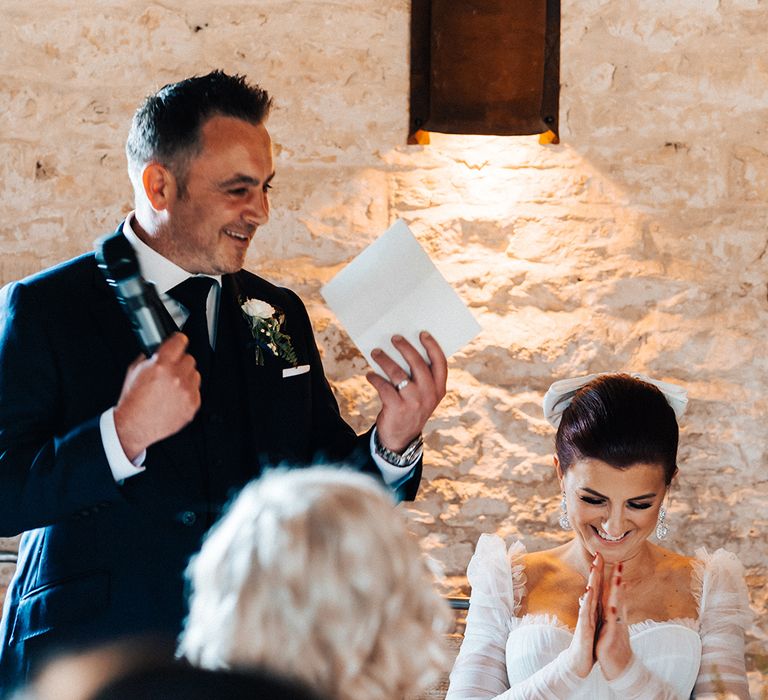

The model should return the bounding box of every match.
[223,228,250,241]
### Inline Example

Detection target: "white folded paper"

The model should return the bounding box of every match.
[321,220,481,375]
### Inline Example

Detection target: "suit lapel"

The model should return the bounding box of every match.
[89,224,168,367]
[90,277,141,364]
[221,274,278,464]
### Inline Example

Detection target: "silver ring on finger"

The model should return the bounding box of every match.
[578,593,587,608]
[395,378,410,391]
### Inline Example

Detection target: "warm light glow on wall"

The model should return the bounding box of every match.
[425,133,544,182]
[426,132,541,158]
[406,132,571,215]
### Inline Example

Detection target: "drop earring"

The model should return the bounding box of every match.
[559,493,572,530]
[656,504,669,540]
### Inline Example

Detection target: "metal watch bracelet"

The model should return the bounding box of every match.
[373,431,424,467]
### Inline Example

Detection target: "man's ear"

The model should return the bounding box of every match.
[141,163,176,211]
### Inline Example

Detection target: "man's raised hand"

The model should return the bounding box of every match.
[366,332,447,453]
[113,333,201,461]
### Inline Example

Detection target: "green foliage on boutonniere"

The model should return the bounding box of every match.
[240,297,298,367]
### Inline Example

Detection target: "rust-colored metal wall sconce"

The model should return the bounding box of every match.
[409,0,560,144]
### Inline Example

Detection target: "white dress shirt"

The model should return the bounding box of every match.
[99,214,415,486]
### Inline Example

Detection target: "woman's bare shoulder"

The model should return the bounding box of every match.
[522,543,573,589]
[650,543,696,574]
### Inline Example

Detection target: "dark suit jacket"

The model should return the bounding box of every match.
[0,228,421,692]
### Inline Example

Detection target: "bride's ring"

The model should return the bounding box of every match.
[395,379,410,391]
[578,593,587,608]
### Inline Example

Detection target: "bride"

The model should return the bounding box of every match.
[446,373,751,699]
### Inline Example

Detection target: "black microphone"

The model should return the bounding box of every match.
[95,230,178,356]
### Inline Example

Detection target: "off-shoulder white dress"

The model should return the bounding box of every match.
[446,535,752,700]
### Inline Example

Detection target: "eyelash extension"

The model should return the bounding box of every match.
[579,496,653,510]
[580,496,605,505]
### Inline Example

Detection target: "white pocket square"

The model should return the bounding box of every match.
[282,364,310,378]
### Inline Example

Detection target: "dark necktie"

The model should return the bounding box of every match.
[168,277,215,382]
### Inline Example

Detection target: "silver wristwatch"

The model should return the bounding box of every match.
[373,431,424,467]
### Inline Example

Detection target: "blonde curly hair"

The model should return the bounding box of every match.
[179,467,451,700]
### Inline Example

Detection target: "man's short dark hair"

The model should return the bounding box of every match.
[125,70,272,191]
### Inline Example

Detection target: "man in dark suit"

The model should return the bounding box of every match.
[0,71,446,692]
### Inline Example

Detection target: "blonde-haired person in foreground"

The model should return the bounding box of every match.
[179,467,452,700]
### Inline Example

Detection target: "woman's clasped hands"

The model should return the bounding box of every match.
[566,552,633,682]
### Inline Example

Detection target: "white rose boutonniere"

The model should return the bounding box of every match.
[241,298,276,319]
[240,297,298,367]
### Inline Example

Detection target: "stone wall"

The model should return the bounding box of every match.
[1,0,766,695]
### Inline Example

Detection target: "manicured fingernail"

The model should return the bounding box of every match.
[392,334,403,342]
[610,606,617,615]
[617,562,623,574]
[616,577,622,586]
[421,330,432,339]
[372,348,382,356]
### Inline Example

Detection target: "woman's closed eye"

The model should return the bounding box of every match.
[580,495,606,506]
[579,495,654,510]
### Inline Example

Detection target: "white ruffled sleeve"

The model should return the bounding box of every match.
[605,548,752,700]
[446,534,583,700]
[690,548,752,700]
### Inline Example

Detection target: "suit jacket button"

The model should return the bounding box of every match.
[181,511,197,526]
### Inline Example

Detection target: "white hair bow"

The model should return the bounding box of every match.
[542,372,688,428]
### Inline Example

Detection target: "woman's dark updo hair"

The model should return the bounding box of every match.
[555,374,679,484]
